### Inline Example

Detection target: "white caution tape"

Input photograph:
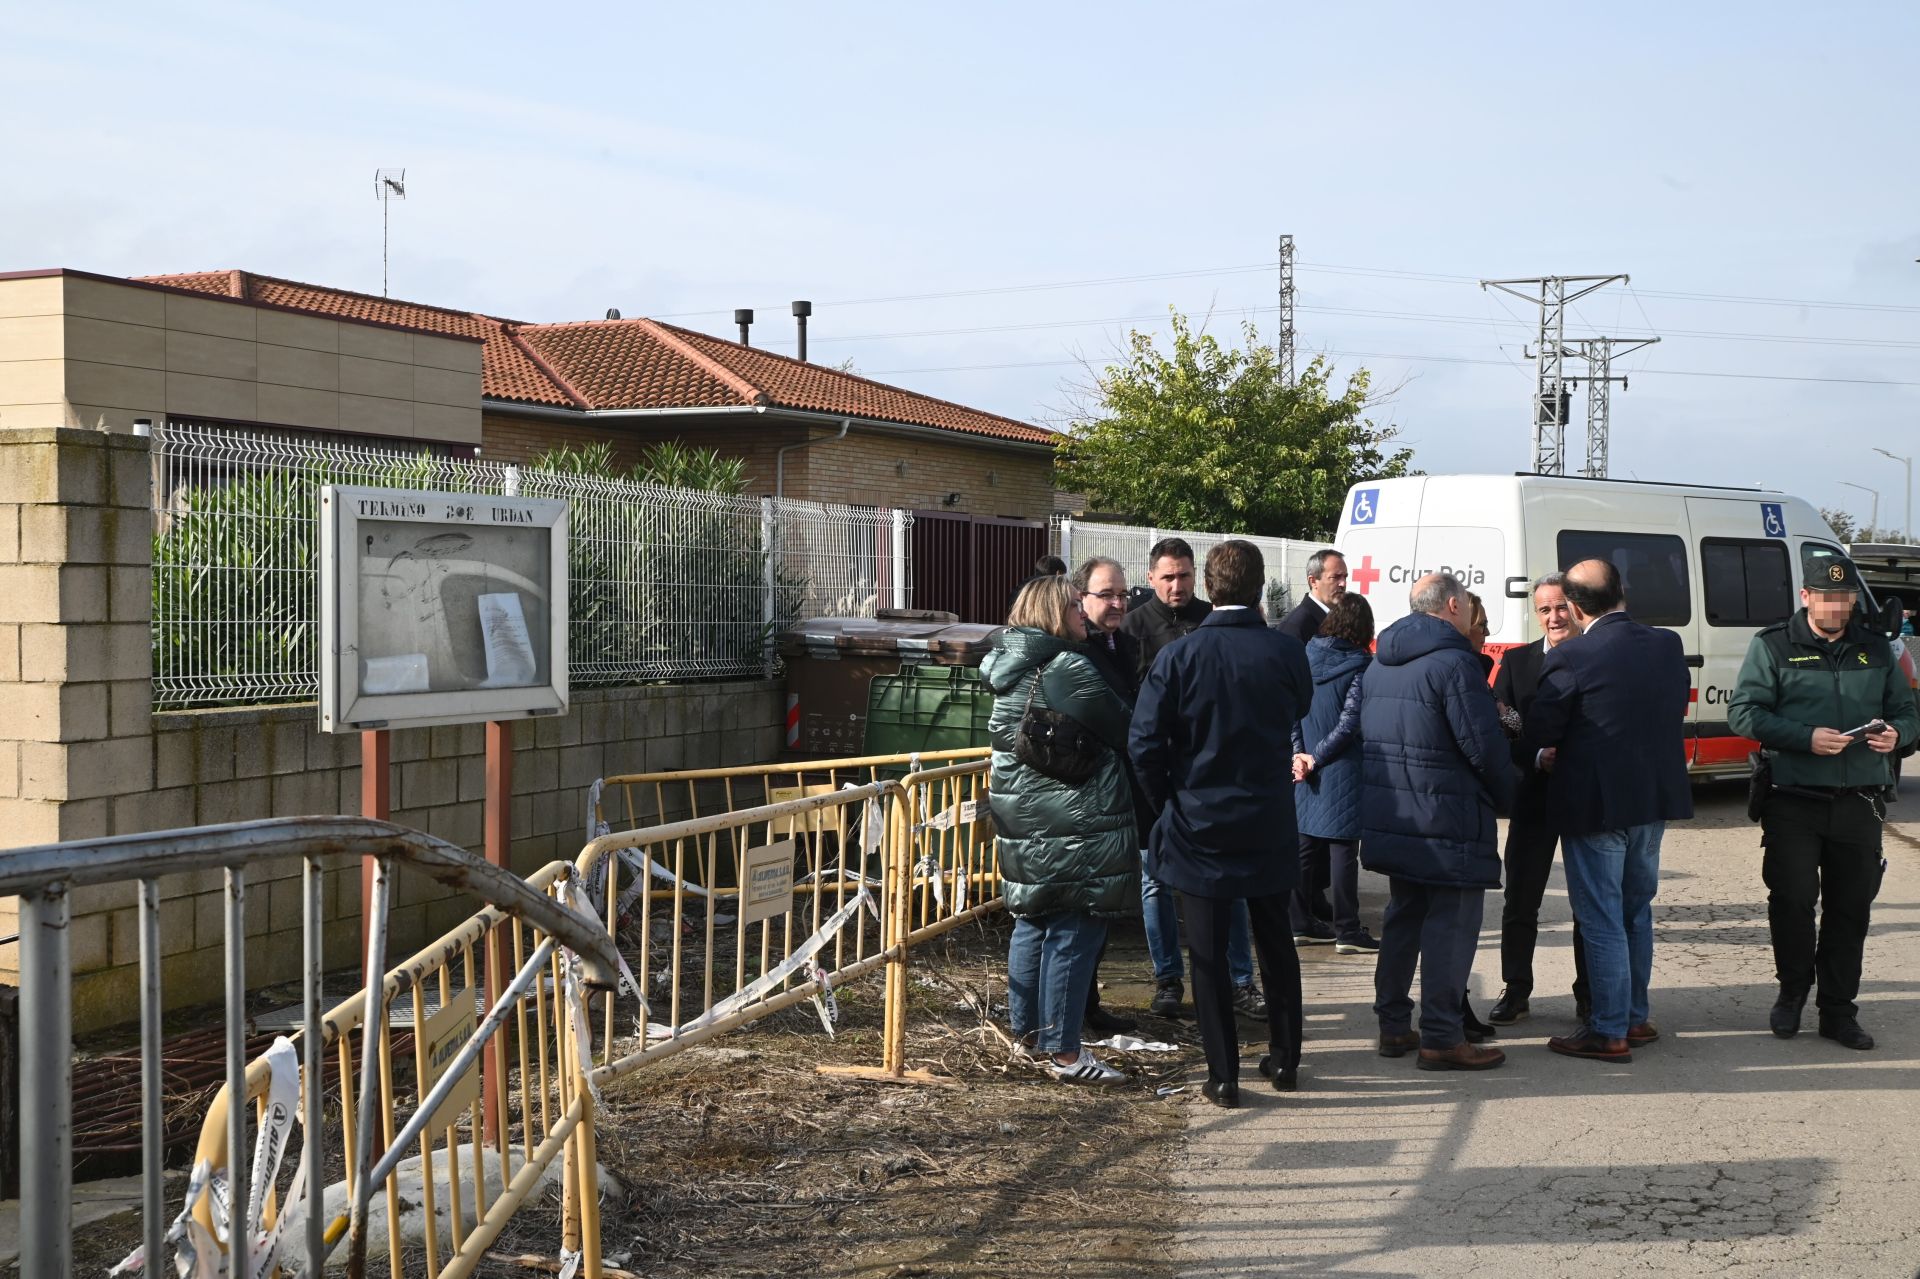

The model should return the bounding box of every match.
[810,964,839,1037]
[646,887,878,1041]
[916,854,945,911]
[557,879,607,1106]
[240,1037,304,1278]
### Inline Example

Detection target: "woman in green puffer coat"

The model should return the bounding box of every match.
[982,575,1140,1086]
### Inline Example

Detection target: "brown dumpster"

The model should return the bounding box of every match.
[778,609,1002,757]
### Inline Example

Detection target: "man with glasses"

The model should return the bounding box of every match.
[1488,573,1591,1026]
[1276,548,1349,646]
[1121,538,1266,1021]
[1075,556,1149,1034]
[1278,548,1352,943]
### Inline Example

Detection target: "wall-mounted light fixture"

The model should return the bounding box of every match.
[986,470,998,487]
[895,459,908,477]
[940,492,963,507]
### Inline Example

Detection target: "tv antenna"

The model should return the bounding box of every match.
[374,168,406,297]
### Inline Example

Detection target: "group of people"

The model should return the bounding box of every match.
[984,535,1916,1104]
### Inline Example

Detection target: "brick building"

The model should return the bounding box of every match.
[132,271,1060,518]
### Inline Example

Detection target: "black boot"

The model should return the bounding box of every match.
[1770,984,1809,1039]
[1461,993,1496,1044]
[1817,1013,1875,1051]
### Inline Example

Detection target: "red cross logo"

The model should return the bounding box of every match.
[1352,555,1381,595]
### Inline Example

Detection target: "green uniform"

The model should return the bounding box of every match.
[1727,612,1918,788]
[1728,608,1917,1031]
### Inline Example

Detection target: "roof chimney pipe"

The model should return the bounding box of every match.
[735,308,754,346]
[792,300,813,362]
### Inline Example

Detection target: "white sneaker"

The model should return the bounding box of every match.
[1048,1049,1127,1086]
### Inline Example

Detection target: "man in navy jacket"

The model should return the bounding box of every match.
[1525,558,1692,1063]
[1360,572,1516,1072]
[1131,540,1313,1106]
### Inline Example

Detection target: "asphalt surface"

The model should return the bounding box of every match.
[1175,781,1920,1278]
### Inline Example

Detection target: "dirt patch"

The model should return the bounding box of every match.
[53,920,1199,1278]
[587,919,1197,1279]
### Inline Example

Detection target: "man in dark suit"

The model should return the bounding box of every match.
[1131,540,1313,1106]
[1488,573,1591,1025]
[1274,548,1348,646]
[1525,558,1693,1063]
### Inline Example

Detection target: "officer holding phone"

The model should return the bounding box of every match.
[1729,553,1918,1050]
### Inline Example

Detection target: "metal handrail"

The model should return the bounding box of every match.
[1,816,615,1279]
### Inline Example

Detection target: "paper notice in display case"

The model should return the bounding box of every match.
[320,486,570,733]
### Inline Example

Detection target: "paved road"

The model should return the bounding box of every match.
[1176,783,1920,1277]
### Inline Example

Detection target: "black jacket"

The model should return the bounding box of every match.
[1358,613,1516,889]
[1129,609,1313,899]
[1492,638,1552,822]
[1083,628,1156,834]
[1119,595,1213,681]
[1524,612,1694,836]
[1274,597,1328,645]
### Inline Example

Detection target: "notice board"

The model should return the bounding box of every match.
[320,486,570,733]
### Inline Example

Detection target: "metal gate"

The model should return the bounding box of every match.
[910,511,1047,623]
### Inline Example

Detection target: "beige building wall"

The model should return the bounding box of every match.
[0,271,482,445]
[480,409,1055,519]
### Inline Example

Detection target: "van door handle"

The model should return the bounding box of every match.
[1504,575,1528,599]
[1683,654,1704,668]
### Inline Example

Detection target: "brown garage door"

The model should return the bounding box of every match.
[911,511,1048,624]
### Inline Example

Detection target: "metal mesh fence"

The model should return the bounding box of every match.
[151,421,910,708]
[1053,517,1327,614]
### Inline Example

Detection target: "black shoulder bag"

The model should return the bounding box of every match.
[1012,660,1106,785]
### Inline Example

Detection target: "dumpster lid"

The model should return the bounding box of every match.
[778,616,1003,658]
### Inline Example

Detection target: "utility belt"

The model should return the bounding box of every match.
[1747,752,1890,822]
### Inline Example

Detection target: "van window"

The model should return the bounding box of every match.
[1701,539,1793,627]
[1556,530,1691,626]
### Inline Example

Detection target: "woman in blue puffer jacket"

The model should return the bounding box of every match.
[1290,594,1377,952]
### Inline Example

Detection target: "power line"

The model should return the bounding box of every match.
[867,349,1920,389]
[778,301,1920,353]
[650,255,1920,322]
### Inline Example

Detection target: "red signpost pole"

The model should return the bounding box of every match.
[482,720,513,1151]
[360,729,391,977]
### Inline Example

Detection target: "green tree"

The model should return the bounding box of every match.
[1058,311,1415,538]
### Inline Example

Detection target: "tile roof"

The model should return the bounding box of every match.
[139,270,1055,445]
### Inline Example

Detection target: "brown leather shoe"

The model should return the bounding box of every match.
[1625,1022,1659,1047]
[1378,1030,1420,1059]
[1417,1041,1506,1071]
[1550,1030,1632,1061]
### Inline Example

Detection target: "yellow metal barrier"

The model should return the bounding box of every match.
[187,751,1003,1273]
[577,757,999,1088]
[589,748,988,841]
[186,860,610,1279]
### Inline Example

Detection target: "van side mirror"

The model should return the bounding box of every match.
[1877,598,1903,637]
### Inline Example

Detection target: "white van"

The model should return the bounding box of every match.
[1334,474,1908,776]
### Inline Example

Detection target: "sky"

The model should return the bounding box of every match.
[6,2,1920,534]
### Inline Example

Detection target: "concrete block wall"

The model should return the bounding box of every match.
[33,679,782,1032]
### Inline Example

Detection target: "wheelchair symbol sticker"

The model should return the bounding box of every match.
[1350,488,1380,526]
[1760,503,1785,538]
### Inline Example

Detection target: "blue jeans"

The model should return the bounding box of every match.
[1372,879,1485,1049]
[1141,855,1253,987]
[1007,912,1108,1056]
[1561,823,1664,1038]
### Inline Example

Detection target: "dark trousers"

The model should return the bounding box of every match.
[1500,813,1591,1003]
[1761,790,1887,1018]
[1374,878,1486,1049]
[1179,889,1302,1086]
[1290,835,1362,939]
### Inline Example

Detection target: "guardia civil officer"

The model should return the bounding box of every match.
[1728,553,1919,1050]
